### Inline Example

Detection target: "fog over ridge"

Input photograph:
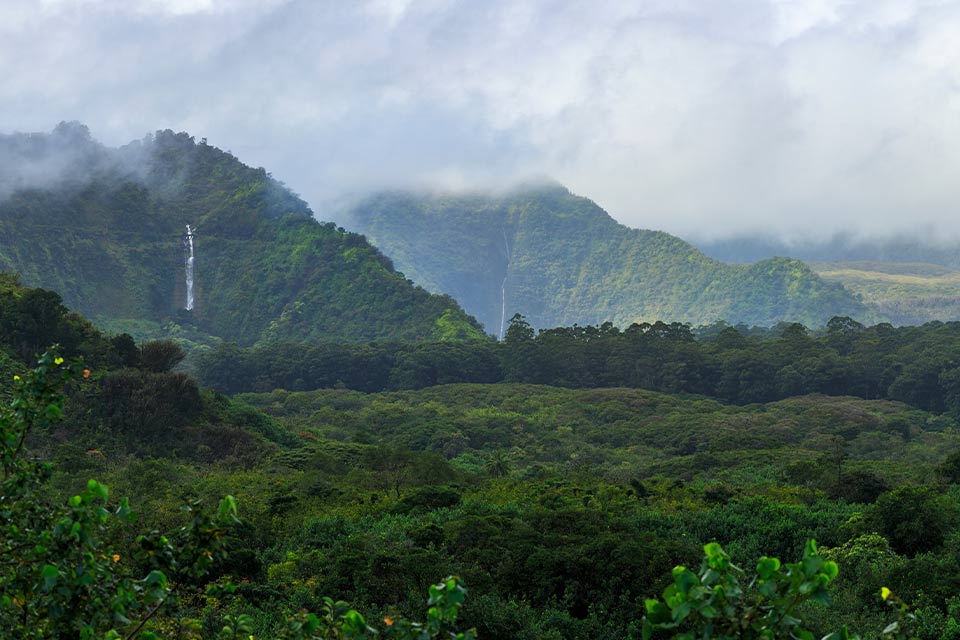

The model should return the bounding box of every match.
[2,0,960,241]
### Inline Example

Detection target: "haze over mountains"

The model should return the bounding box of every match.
[694,234,960,326]
[695,234,960,269]
[0,123,481,345]
[10,123,960,338]
[11,3,960,639]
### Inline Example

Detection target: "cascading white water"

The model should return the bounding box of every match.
[498,227,511,340]
[184,224,195,311]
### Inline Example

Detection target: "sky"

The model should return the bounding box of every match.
[2,0,960,241]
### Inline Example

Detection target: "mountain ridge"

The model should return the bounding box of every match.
[0,123,483,345]
[346,184,872,332]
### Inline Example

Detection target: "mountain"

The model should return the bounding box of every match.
[693,235,960,324]
[694,233,960,269]
[345,184,870,333]
[0,123,482,345]
[811,261,960,325]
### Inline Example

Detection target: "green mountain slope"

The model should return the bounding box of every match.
[0,123,481,344]
[813,261,960,325]
[346,185,871,333]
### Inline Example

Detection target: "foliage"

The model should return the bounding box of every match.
[139,339,186,373]
[197,314,960,422]
[0,349,239,638]
[347,186,869,333]
[7,282,960,639]
[1,350,475,639]
[0,126,482,346]
[642,540,840,640]
[868,486,956,556]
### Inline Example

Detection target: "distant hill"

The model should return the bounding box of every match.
[694,233,960,269]
[694,233,960,324]
[812,261,960,325]
[345,185,870,333]
[0,123,482,345]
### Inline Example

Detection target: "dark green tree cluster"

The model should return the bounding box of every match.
[0,272,139,370]
[197,313,960,418]
[196,340,500,394]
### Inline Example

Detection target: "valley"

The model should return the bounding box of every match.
[2,127,960,639]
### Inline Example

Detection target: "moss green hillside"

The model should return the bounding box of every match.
[0,123,481,345]
[348,185,870,333]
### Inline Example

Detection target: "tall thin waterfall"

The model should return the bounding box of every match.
[498,227,511,340]
[184,224,195,311]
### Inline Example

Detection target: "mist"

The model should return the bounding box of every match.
[2,1,960,241]
[0,122,113,200]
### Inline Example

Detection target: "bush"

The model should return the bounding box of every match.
[869,485,957,556]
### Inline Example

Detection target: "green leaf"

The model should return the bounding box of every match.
[757,556,781,580]
[144,570,168,588]
[642,619,654,640]
[217,495,238,519]
[645,600,671,624]
[41,564,59,589]
[86,479,109,500]
[704,542,724,559]
[823,560,839,581]
[674,567,698,594]
[672,601,692,622]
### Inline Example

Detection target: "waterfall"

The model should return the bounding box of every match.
[498,227,511,340]
[184,224,195,311]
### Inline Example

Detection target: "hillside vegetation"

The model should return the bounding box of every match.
[195,314,960,418]
[346,185,870,334]
[697,233,960,270]
[814,261,960,325]
[5,275,960,638]
[0,123,481,346]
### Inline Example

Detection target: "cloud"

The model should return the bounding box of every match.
[1,0,959,240]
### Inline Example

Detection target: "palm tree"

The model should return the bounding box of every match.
[483,449,511,478]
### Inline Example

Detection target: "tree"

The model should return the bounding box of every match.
[0,350,238,638]
[869,485,956,555]
[938,450,960,484]
[500,314,543,383]
[139,340,186,373]
[363,445,415,498]
[483,450,511,478]
[1,350,476,639]
[503,313,534,343]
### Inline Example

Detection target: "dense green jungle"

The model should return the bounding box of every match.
[5,271,960,639]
